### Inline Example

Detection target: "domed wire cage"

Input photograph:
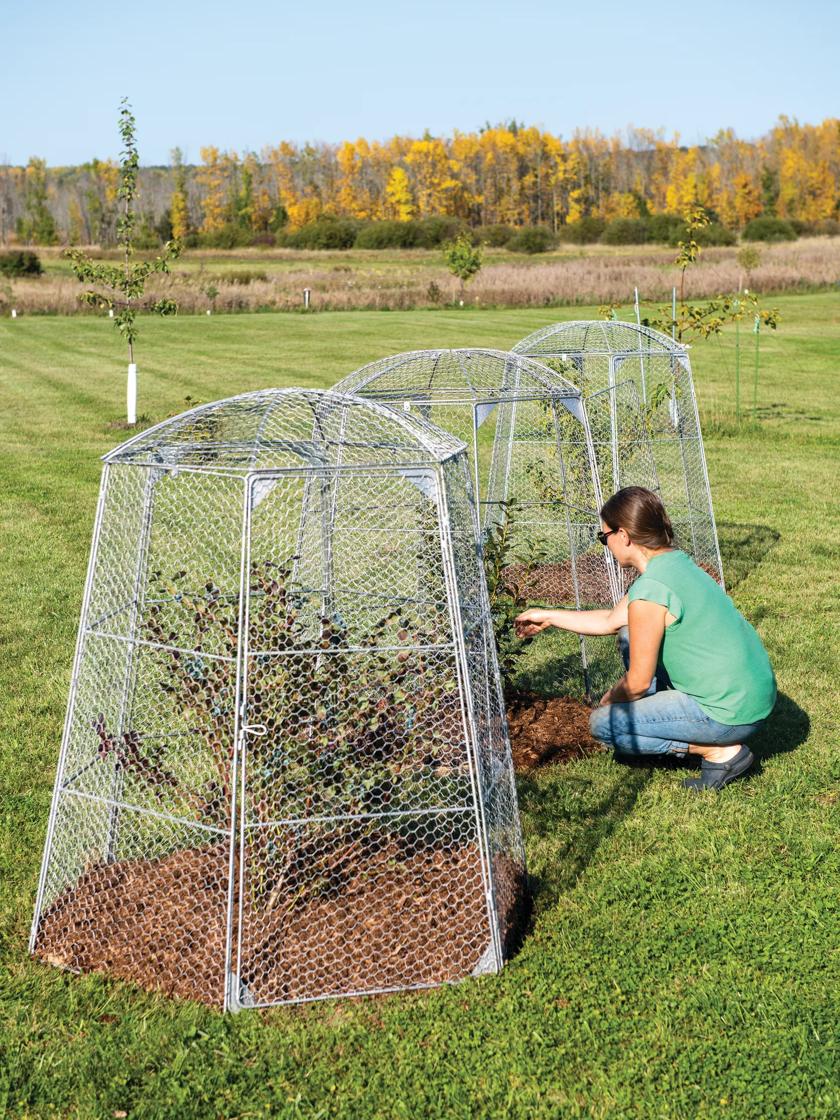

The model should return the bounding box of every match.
[513,322,724,586]
[30,389,525,1011]
[334,348,621,698]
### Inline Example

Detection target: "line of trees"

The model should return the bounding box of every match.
[1,117,839,247]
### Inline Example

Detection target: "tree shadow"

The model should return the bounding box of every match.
[717,520,781,590]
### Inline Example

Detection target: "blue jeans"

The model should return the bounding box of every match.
[590,627,765,757]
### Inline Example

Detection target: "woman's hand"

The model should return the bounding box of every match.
[514,608,554,639]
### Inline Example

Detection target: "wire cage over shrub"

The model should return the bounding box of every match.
[335,348,619,697]
[513,322,724,585]
[30,389,525,1010]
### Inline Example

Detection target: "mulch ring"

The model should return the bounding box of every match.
[34,835,524,1009]
[506,691,600,772]
[501,561,615,604]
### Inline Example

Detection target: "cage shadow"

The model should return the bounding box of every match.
[717,520,781,590]
[514,766,650,921]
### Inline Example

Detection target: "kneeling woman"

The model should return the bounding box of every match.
[515,487,776,791]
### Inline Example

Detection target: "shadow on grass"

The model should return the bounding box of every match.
[717,520,781,590]
[515,765,651,920]
[749,691,810,772]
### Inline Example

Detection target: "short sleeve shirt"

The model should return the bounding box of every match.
[627,550,776,725]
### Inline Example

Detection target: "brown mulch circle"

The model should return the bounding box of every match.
[501,560,614,604]
[506,692,599,772]
[34,837,524,1009]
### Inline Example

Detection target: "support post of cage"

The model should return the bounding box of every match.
[670,357,699,564]
[607,357,620,494]
[106,465,158,864]
[634,288,647,406]
[225,476,254,1012]
[30,469,112,951]
[436,467,502,971]
[550,399,592,702]
[681,355,725,588]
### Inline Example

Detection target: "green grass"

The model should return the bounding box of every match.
[1,295,838,1119]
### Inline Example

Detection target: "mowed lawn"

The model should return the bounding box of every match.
[0,296,838,1119]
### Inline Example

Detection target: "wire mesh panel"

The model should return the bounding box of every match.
[335,349,613,697]
[31,389,524,1010]
[513,321,724,584]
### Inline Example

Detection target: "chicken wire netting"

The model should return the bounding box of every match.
[334,349,620,698]
[513,321,724,585]
[31,389,525,1010]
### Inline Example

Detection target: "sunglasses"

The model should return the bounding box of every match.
[597,528,619,546]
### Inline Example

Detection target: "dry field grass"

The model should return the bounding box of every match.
[3,236,840,315]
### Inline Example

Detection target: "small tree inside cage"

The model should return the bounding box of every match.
[334,348,620,699]
[513,321,724,586]
[30,389,525,1010]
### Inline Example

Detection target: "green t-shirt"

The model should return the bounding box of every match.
[627,550,776,725]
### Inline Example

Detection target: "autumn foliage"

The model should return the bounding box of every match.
[2,117,839,246]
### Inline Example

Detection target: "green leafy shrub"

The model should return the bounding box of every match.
[508,226,556,254]
[281,218,360,250]
[647,214,685,244]
[557,217,605,244]
[0,250,43,277]
[477,224,516,247]
[196,223,255,249]
[354,221,420,249]
[693,222,737,247]
[742,216,798,242]
[413,216,467,247]
[601,218,650,245]
[788,218,840,238]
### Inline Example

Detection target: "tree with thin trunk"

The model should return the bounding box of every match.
[67,99,180,425]
[443,232,482,302]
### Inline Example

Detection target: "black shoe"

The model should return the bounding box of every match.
[682,746,754,792]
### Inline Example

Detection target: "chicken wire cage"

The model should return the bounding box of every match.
[513,322,724,586]
[334,348,620,699]
[30,388,526,1011]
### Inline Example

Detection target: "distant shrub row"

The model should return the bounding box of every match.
[266,214,836,252]
[96,213,840,255]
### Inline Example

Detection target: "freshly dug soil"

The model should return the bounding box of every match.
[501,560,613,604]
[34,836,524,1008]
[506,692,598,771]
[503,557,722,605]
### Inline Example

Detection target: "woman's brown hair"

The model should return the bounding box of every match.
[600,487,674,549]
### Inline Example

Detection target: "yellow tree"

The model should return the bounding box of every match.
[196,146,228,233]
[384,167,414,220]
[732,172,763,227]
[405,137,459,216]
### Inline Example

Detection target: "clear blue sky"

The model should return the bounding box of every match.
[1,0,837,165]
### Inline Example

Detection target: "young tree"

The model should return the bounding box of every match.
[443,232,482,301]
[67,99,180,424]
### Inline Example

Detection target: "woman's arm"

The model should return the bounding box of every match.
[515,595,629,638]
[599,599,666,704]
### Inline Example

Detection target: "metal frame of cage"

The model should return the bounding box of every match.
[30,389,525,1011]
[334,349,621,699]
[512,321,724,586]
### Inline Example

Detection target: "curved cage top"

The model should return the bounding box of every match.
[103,388,466,473]
[512,320,688,358]
[335,348,581,401]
